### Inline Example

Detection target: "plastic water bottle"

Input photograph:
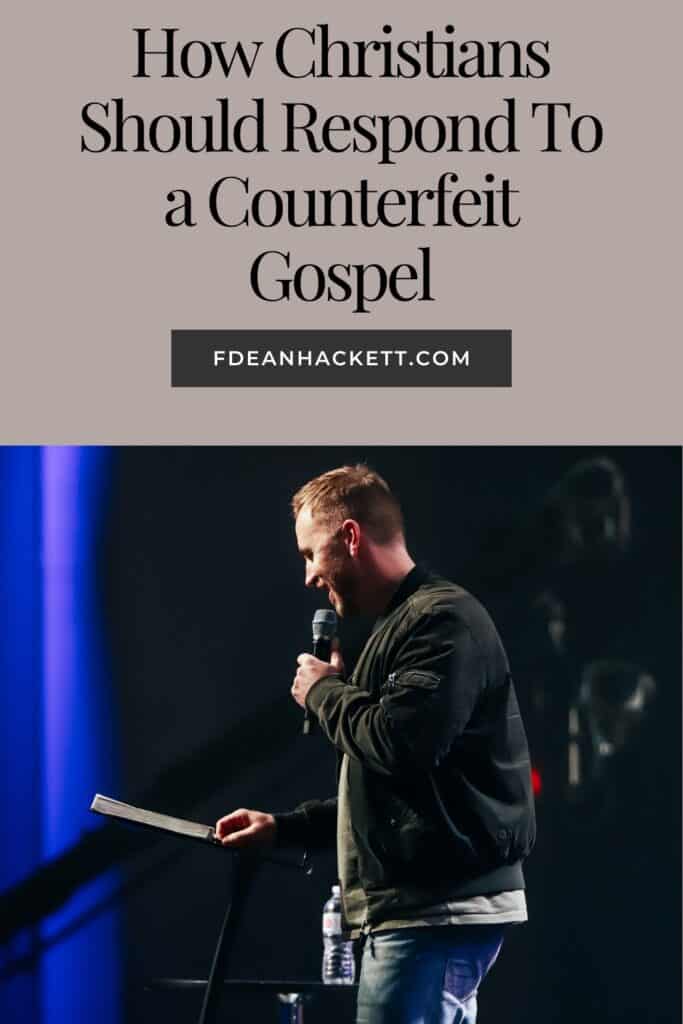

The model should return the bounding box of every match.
[322,884,355,984]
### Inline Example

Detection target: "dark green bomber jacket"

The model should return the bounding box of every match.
[276,566,536,925]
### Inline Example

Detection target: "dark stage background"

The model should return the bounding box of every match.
[2,447,680,1024]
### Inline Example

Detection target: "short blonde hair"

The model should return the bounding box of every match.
[292,464,404,544]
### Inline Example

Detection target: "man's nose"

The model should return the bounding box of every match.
[305,565,318,588]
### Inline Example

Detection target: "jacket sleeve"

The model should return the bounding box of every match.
[306,608,485,775]
[273,797,337,850]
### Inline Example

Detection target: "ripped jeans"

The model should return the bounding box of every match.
[355,924,505,1024]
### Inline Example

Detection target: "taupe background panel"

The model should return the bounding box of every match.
[2,2,680,442]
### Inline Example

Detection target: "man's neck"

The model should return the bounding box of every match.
[362,544,415,617]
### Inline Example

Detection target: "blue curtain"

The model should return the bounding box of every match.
[0,447,121,1024]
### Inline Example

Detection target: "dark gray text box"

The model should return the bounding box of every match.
[171,331,511,387]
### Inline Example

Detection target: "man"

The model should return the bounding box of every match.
[216,465,535,1024]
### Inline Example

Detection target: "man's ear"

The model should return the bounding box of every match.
[340,518,361,557]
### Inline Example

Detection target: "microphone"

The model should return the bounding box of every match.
[312,608,337,661]
[303,609,338,735]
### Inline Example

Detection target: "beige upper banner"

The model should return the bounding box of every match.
[2,3,680,442]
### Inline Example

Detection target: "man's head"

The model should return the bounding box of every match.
[292,465,413,617]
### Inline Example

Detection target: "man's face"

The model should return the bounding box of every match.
[295,505,361,617]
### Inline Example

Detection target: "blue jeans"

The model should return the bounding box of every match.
[355,925,504,1024]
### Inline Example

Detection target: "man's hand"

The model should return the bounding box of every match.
[291,645,344,709]
[215,808,277,848]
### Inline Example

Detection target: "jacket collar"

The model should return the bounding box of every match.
[374,563,430,629]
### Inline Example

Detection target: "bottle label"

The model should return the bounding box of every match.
[322,912,342,936]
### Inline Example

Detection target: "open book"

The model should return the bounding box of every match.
[90,793,222,846]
